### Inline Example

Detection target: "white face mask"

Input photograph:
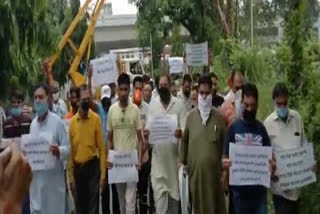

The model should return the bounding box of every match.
[52,92,59,102]
[198,94,213,125]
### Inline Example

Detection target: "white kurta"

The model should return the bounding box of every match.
[148,96,186,201]
[29,111,70,214]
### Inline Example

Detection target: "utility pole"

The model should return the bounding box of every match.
[150,32,154,79]
[250,0,254,47]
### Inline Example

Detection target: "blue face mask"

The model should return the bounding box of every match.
[34,101,48,117]
[10,107,22,117]
[276,106,289,119]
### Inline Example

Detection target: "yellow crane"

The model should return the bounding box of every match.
[43,0,106,87]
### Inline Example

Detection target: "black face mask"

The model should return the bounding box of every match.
[158,87,171,105]
[101,98,111,111]
[243,110,256,122]
[71,101,78,111]
[183,90,191,97]
[81,101,90,113]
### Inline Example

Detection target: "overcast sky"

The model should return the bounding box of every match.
[80,0,137,14]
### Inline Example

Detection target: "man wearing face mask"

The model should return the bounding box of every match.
[210,72,224,108]
[51,82,67,119]
[29,83,70,214]
[180,74,227,214]
[97,85,121,214]
[177,74,193,112]
[145,73,186,214]
[264,83,307,214]
[220,70,244,127]
[222,83,275,214]
[2,90,32,214]
[68,84,106,214]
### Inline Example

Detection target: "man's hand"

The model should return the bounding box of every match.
[269,159,277,176]
[143,129,150,140]
[50,145,60,158]
[106,161,113,169]
[136,162,142,171]
[0,144,32,206]
[222,158,232,170]
[175,129,182,139]
[100,179,106,193]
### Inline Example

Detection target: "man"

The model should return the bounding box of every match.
[191,85,198,109]
[180,74,226,214]
[264,83,306,214]
[107,73,144,214]
[2,91,32,214]
[29,83,70,214]
[132,76,151,214]
[69,85,106,214]
[51,82,67,119]
[177,74,193,112]
[220,70,245,127]
[97,85,120,214]
[146,73,186,214]
[209,72,224,108]
[109,82,118,104]
[143,83,152,104]
[222,83,274,214]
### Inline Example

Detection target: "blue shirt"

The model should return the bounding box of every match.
[97,102,108,144]
[224,119,271,200]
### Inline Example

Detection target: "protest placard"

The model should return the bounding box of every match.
[146,114,178,144]
[169,57,184,74]
[108,150,139,184]
[20,134,56,171]
[274,143,316,190]
[90,53,118,88]
[229,143,272,187]
[186,42,208,66]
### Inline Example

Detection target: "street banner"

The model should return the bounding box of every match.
[229,143,272,187]
[146,114,178,144]
[274,143,316,190]
[90,53,118,88]
[21,134,56,171]
[108,150,139,184]
[186,42,208,66]
[169,57,184,74]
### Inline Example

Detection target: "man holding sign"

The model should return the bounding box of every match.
[264,83,314,214]
[28,83,70,214]
[222,83,275,214]
[145,73,186,214]
[107,73,144,214]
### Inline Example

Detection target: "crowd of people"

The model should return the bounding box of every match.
[0,68,311,214]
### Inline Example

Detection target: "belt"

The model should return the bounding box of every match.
[74,156,98,168]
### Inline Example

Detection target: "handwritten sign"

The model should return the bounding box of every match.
[274,143,316,190]
[108,150,139,184]
[186,42,208,66]
[147,114,178,144]
[90,53,118,88]
[20,134,56,171]
[169,57,184,74]
[229,143,272,187]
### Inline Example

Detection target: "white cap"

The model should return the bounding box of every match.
[101,85,111,100]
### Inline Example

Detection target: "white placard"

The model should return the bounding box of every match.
[20,134,56,171]
[147,114,178,144]
[229,143,272,187]
[108,150,139,184]
[274,143,316,190]
[90,53,118,88]
[186,42,208,66]
[169,57,184,74]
